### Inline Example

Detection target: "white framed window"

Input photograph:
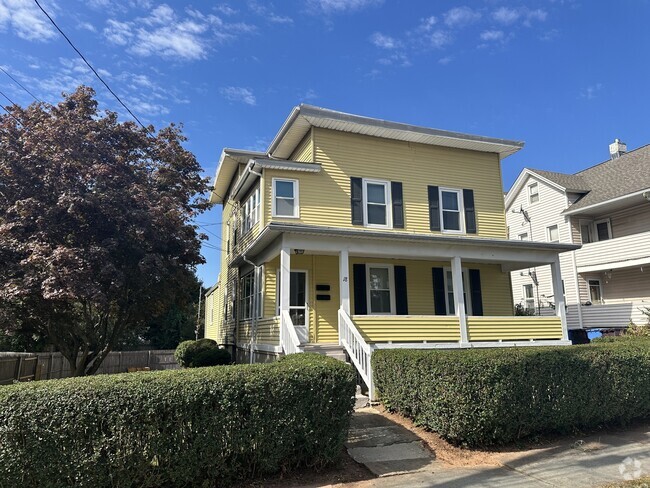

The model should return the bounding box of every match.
[588,279,603,303]
[440,188,464,233]
[547,224,559,242]
[594,219,612,241]
[366,264,395,314]
[523,284,535,311]
[241,187,260,234]
[363,179,391,228]
[443,268,472,315]
[272,178,299,218]
[518,232,529,241]
[579,220,593,244]
[528,182,539,204]
[239,269,262,320]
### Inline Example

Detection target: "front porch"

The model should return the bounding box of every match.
[234,223,577,353]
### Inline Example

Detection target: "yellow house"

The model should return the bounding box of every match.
[206,105,578,396]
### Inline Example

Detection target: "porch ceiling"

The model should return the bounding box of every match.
[234,223,578,271]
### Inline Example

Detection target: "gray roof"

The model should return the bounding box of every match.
[528,169,590,192]
[567,145,650,211]
[527,145,650,213]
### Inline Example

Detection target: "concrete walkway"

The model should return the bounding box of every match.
[343,408,650,487]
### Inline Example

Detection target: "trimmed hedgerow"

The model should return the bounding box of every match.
[174,338,219,367]
[373,340,650,447]
[0,353,355,488]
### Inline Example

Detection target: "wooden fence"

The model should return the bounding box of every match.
[0,350,179,385]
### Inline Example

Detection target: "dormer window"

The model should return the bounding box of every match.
[528,182,539,204]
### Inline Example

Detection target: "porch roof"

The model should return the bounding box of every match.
[235,223,579,271]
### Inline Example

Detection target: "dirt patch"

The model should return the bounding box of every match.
[234,449,375,488]
[370,405,505,468]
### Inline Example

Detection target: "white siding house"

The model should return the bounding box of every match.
[506,140,650,331]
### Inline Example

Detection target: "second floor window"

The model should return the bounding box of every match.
[273,179,299,218]
[528,182,539,204]
[363,179,391,227]
[547,224,559,242]
[523,284,535,311]
[518,232,529,240]
[594,219,612,241]
[440,188,463,233]
[241,187,260,234]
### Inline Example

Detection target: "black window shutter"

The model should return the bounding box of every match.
[391,182,404,229]
[463,189,477,234]
[353,264,367,315]
[351,177,363,225]
[394,265,408,315]
[428,186,440,231]
[432,267,446,315]
[469,269,483,316]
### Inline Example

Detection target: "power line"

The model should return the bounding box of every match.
[0,103,22,125]
[197,224,223,241]
[33,0,151,134]
[0,89,17,106]
[0,66,41,102]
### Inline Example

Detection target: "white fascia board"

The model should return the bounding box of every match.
[563,187,650,216]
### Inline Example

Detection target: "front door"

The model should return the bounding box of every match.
[289,271,308,326]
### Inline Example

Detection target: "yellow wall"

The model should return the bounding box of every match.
[257,255,513,345]
[352,316,460,342]
[289,130,314,162]
[264,128,508,238]
[467,316,562,341]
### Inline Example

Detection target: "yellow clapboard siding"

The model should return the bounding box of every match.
[256,317,280,345]
[265,128,508,239]
[467,316,563,341]
[289,130,314,162]
[352,316,460,342]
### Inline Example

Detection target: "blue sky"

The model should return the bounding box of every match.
[2,0,649,286]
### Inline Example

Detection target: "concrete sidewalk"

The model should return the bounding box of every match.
[342,408,650,487]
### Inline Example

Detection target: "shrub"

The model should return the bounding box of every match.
[0,353,355,487]
[174,338,218,367]
[373,340,650,447]
[189,347,231,367]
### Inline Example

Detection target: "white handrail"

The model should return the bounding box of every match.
[338,308,375,400]
[280,310,303,355]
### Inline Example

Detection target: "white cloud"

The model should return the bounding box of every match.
[103,4,256,60]
[220,86,256,106]
[580,83,602,100]
[0,0,57,42]
[215,4,237,16]
[370,32,400,49]
[444,6,481,28]
[418,16,437,32]
[300,88,318,101]
[248,2,293,23]
[492,7,520,25]
[438,56,452,65]
[428,30,452,49]
[77,21,96,32]
[492,7,547,26]
[307,0,383,14]
[480,30,504,41]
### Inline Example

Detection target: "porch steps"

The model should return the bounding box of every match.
[301,343,347,362]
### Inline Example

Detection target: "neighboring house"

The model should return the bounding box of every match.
[206,104,577,396]
[506,140,650,330]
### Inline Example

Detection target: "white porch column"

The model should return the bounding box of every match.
[451,256,468,343]
[280,246,291,315]
[551,257,569,340]
[339,249,350,315]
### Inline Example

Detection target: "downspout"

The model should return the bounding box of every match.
[242,255,260,364]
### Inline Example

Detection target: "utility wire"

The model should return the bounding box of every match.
[0,89,17,107]
[0,103,22,125]
[0,66,41,102]
[33,0,151,134]
[197,224,224,241]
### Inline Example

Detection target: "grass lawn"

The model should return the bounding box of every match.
[602,477,650,487]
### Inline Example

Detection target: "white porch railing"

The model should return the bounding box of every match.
[575,230,650,271]
[280,310,303,355]
[338,308,375,400]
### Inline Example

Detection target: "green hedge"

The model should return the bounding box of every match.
[0,353,355,487]
[373,340,650,447]
[174,338,219,367]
